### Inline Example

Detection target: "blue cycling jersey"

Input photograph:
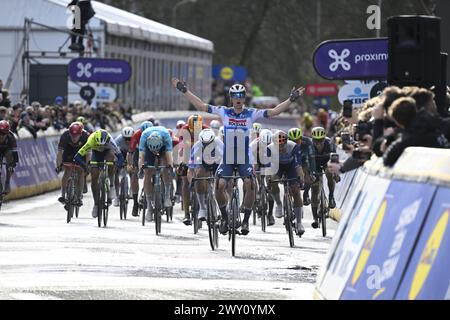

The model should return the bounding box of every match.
[139,126,173,153]
[207,105,269,164]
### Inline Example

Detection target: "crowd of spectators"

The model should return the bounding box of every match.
[0,81,133,139]
[324,85,450,173]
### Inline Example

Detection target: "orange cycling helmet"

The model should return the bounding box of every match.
[188,114,203,131]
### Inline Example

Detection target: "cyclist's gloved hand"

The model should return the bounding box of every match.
[73,154,86,170]
[176,80,188,93]
[289,86,304,102]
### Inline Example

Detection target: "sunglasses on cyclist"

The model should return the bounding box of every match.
[230,93,246,99]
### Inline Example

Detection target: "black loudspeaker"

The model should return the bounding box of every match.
[388,15,441,88]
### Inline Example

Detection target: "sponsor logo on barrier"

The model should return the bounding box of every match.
[409,210,449,300]
[352,199,387,286]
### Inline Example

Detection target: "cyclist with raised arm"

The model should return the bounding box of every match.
[288,128,317,206]
[189,128,223,221]
[267,130,305,237]
[310,127,337,229]
[127,121,153,216]
[74,129,125,218]
[112,126,134,207]
[139,126,173,222]
[176,115,209,226]
[172,77,305,236]
[0,120,18,195]
[249,128,275,226]
[56,122,89,207]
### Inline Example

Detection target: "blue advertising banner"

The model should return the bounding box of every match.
[396,187,450,300]
[11,136,59,190]
[212,65,247,82]
[68,58,132,84]
[340,181,436,300]
[313,38,388,80]
[316,175,390,300]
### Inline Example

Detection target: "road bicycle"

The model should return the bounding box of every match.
[271,177,298,248]
[63,163,83,223]
[90,161,115,228]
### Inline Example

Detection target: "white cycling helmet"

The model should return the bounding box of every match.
[146,132,164,152]
[260,129,273,145]
[122,126,134,139]
[229,84,246,98]
[199,129,215,145]
[176,120,186,129]
[210,120,221,130]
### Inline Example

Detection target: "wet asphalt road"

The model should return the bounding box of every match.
[0,186,336,300]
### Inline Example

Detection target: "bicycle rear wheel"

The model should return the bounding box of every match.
[284,194,295,248]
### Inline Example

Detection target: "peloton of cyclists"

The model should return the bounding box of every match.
[172,77,305,236]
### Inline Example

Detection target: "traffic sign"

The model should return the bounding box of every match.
[313,38,388,80]
[306,83,338,97]
[69,58,132,84]
[80,85,96,102]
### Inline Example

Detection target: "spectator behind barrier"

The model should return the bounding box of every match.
[383,97,450,167]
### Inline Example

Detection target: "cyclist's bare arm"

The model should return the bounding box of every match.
[138,152,145,169]
[164,151,174,167]
[266,86,305,117]
[171,78,208,112]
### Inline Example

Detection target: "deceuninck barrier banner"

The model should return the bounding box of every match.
[340,180,437,300]
[7,136,61,200]
[315,174,391,300]
[395,186,450,300]
[315,147,450,300]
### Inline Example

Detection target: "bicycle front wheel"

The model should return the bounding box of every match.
[103,183,109,227]
[261,187,267,232]
[320,189,327,237]
[230,195,239,257]
[66,177,75,224]
[98,180,105,228]
[284,195,295,248]
[154,184,162,235]
[207,194,218,250]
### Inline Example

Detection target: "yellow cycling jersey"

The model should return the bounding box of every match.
[77,131,120,156]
